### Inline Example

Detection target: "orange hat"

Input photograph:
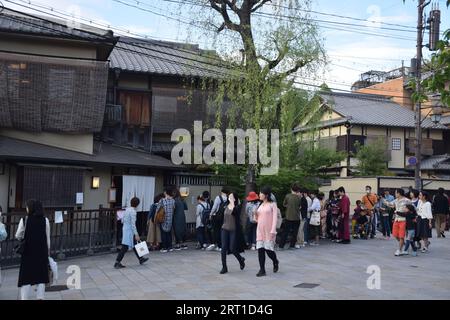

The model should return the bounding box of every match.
[246,191,259,201]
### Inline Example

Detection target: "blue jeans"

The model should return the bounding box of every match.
[404,229,417,252]
[196,227,206,247]
[246,222,257,246]
[304,217,310,242]
[380,215,391,237]
[160,226,172,250]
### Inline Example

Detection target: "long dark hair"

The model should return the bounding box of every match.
[260,186,273,202]
[26,199,44,217]
[229,192,240,207]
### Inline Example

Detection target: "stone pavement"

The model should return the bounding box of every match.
[1,232,449,300]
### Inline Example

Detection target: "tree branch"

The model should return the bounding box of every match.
[251,0,271,12]
[276,58,314,79]
[208,0,241,32]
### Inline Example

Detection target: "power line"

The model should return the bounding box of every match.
[0,3,412,99]
[111,0,418,42]
[158,0,418,30]
[5,0,416,66]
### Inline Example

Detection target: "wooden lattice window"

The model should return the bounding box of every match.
[22,167,84,208]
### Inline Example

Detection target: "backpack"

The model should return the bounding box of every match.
[213,196,227,222]
[199,203,212,226]
[155,201,166,224]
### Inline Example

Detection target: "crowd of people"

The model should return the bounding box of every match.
[4,184,449,300]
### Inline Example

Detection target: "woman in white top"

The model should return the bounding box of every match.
[15,200,50,300]
[417,191,433,252]
[308,191,322,246]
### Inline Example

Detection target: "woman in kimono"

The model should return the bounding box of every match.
[115,197,148,268]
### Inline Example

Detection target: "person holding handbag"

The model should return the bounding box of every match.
[114,197,149,269]
[308,191,321,246]
[15,200,50,300]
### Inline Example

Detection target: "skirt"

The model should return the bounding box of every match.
[256,240,275,251]
[417,218,432,239]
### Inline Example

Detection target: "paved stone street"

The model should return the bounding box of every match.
[1,232,450,300]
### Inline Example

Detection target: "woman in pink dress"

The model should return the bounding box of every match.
[254,186,279,277]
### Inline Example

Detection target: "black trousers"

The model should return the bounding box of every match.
[212,217,223,248]
[279,220,300,248]
[221,229,243,268]
[258,248,278,272]
[116,242,141,263]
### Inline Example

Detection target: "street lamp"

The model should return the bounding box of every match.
[344,120,353,177]
[430,94,443,124]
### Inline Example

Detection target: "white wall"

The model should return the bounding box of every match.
[388,129,404,169]
[82,166,111,210]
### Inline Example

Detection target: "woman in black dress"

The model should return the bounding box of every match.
[16,200,50,300]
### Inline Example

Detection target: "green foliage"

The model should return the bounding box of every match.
[421,30,450,107]
[297,145,346,177]
[354,138,389,176]
[256,168,316,202]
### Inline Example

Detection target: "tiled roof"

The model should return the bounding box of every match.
[0,11,116,43]
[294,92,448,132]
[0,137,181,170]
[419,154,450,171]
[441,116,450,126]
[110,37,231,78]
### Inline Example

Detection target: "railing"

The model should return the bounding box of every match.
[104,104,123,125]
[0,209,197,268]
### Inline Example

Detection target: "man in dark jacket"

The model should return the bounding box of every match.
[279,184,301,249]
[432,188,449,238]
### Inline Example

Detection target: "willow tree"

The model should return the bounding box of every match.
[183,0,325,193]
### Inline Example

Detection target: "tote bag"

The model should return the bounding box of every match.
[309,211,321,226]
[134,241,150,258]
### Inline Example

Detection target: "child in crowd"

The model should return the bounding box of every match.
[352,200,362,239]
[398,204,418,256]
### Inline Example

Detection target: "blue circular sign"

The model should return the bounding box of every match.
[408,157,417,166]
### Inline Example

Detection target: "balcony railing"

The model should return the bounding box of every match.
[104,104,123,126]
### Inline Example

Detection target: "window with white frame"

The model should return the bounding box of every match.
[392,138,401,150]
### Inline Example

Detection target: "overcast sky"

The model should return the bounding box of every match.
[4,0,449,90]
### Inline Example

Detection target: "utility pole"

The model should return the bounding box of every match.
[414,0,427,190]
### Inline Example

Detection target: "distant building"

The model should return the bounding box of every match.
[294,92,449,178]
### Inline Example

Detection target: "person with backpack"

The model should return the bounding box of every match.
[15,200,50,300]
[156,187,176,253]
[201,191,214,247]
[206,188,229,252]
[196,195,211,250]
[245,191,260,250]
[115,197,149,269]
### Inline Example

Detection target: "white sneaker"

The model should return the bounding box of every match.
[394,249,401,256]
[206,244,216,251]
[251,245,256,251]
[203,244,208,248]
[400,250,409,255]
[160,249,168,253]
[295,245,301,249]
[215,247,221,252]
